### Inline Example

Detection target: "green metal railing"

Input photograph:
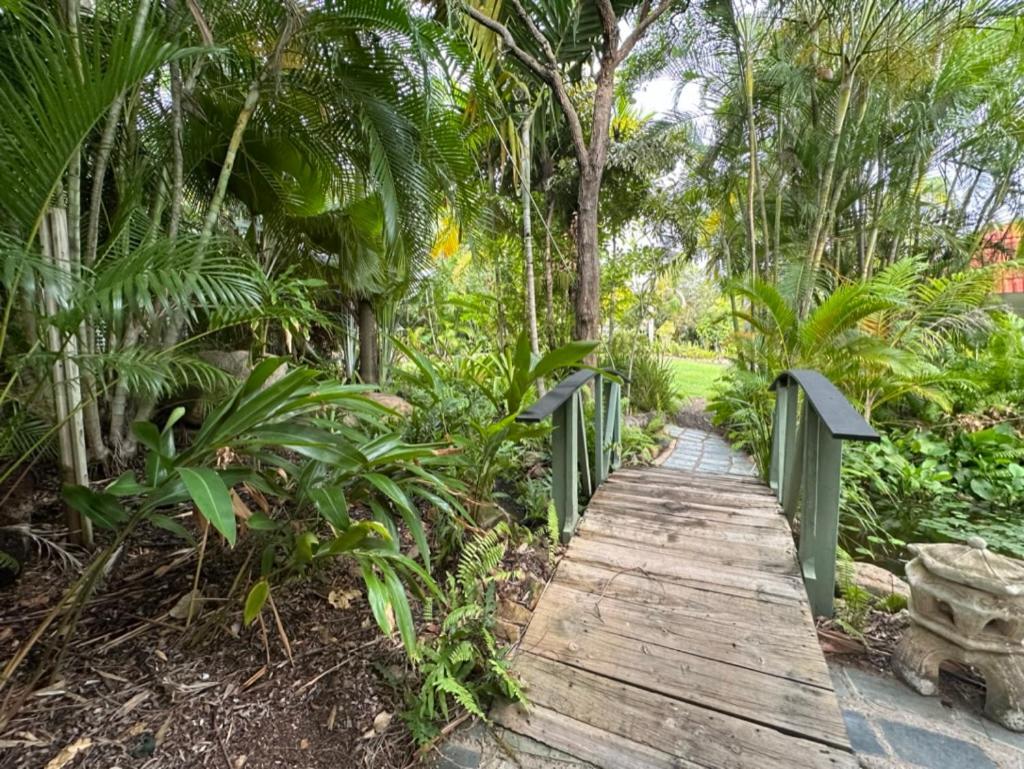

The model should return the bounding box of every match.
[768,370,880,617]
[517,370,622,543]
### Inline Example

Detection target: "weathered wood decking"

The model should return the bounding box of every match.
[492,464,856,769]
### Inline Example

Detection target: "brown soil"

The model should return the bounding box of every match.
[0,482,553,769]
[1,526,418,769]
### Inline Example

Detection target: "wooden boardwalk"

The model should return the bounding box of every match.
[492,464,856,769]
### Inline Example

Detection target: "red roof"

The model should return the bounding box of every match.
[974,225,1023,295]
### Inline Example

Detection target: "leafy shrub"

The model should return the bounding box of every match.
[394,332,594,526]
[628,348,678,413]
[405,526,524,742]
[842,424,1024,560]
[63,360,462,656]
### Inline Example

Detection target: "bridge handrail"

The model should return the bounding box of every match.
[768,369,878,618]
[516,370,623,543]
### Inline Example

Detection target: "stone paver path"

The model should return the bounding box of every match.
[831,660,1024,769]
[662,424,758,477]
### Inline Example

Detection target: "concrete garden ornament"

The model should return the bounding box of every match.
[893,537,1024,731]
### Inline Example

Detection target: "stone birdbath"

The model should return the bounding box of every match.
[893,537,1024,731]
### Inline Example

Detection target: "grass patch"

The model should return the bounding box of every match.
[669,357,725,402]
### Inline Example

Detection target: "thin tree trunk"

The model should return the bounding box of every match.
[801,72,855,315]
[83,0,154,268]
[574,163,602,348]
[357,299,378,384]
[128,58,186,451]
[543,199,556,348]
[41,210,92,546]
[520,105,540,360]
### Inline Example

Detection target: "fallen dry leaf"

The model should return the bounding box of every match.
[372,711,392,734]
[327,588,360,610]
[168,589,203,620]
[230,489,252,522]
[44,737,92,769]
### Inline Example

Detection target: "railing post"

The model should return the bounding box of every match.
[781,401,805,522]
[798,407,844,617]
[607,380,622,471]
[551,396,580,544]
[593,374,606,485]
[576,391,593,499]
[769,381,798,502]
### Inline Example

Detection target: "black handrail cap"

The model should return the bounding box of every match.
[516,369,598,423]
[770,369,880,442]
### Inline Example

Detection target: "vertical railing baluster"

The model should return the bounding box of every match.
[608,381,622,471]
[797,409,844,617]
[769,381,798,502]
[593,374,606,485]
[781,400,805,522]
[551,396,580,543]
[576,391,593,499]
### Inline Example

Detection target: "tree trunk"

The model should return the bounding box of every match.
[357,299,378,384]
[41,210,92,546]
[543,199,556,348]
[520,106,540,360]
[574,164,602,349]
[801,72,855,317]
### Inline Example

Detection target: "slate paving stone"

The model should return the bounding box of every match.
[879,720,998,769]
[843,710,887,756]
[437,742,483,769]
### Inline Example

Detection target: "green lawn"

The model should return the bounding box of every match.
[669,357,726,402]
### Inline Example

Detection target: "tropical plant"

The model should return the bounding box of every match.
[1,360,464,685]
[404,524,524,742]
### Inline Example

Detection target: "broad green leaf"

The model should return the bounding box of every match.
[106,471,147,497]
[365,472,429,568]
[529,340,599,384]
[178,467,236,546]
[246,512,280,531]
[149,513,193,543]
[360,562,392,635]
[382,564,417,656]
[309,489,350,532]
[244,580,270,626]
[294,531,318,564]
[62,485,127,529]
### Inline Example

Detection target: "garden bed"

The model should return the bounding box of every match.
[1,525,415,769]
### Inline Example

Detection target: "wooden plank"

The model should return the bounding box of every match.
[528,581,831,688]
[552,560,823,654]
[495,699,697,769]
[522,609,850,749]
[576,527,801,577]
[566,535,807,603]
[554,558,809,619]
[589,489,778,520]
[603,478,779,508]
[583,506,794,548]
[614,467,774,495]
[498,653,856,769]
[585,497,786,531]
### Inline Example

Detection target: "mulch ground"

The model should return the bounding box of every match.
[1,525,418,769]
[0,471,559,769]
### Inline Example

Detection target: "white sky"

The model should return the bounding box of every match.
[634,77,704,120]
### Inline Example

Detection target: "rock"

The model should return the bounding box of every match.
[522,573,545,611]
[364,392,413,416]
[198,350,252,379]
[498,597,532,626]
[851,562,910,600]
[495,619,521,644]
[625,412,654,429]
